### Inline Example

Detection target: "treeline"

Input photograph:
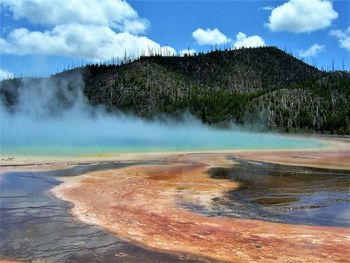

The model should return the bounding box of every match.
[1,47,350,134]
[81,47,350,134]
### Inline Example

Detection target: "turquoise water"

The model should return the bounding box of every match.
[1,111,326,157]
[1,129,325,157]
[0,77,327,158]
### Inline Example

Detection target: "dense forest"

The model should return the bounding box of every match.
[1,47,350,134]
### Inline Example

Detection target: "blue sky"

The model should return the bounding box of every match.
[0,0,349,79]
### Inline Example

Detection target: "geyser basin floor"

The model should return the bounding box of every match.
[53,151,350,262]
[0,163,206,262]
[201,157,350,227]
[235,149,350,170]
[1,136,349,262]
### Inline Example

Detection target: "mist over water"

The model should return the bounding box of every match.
[0,72,324,156]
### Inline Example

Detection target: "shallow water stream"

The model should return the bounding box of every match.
[203,157,350,226]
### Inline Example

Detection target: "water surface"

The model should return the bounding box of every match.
[197,157,350,227]
[2,130,325,157]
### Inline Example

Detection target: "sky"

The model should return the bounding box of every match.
[0,0,349,79]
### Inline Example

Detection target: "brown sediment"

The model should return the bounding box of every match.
[53,153,350,263]
[235,150,350,170]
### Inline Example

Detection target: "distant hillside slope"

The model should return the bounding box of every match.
[1,47,350,134]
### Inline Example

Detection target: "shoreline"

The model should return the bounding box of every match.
[2,133,346,167]
[235,149,350,170]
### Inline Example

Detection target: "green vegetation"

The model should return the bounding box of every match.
[1,47,350,134]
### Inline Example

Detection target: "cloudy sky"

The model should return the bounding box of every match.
[0,0,349,78]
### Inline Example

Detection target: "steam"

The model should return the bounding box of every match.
[0,72,323,156]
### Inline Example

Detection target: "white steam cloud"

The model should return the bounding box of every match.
[0,72,321,156]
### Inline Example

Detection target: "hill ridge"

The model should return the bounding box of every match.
[1,47,350,134]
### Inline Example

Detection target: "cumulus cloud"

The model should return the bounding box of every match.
[0,24,176,61]
[192,28,230,46]
[159,46,177,56]
[330,27,350,52]
[0,68,14,80]
[0,0,176,61]
[179,49,196,56]
[299,44,325,57]
[233,32,265,49]
[1,0,148,34]
[266,0,338,33]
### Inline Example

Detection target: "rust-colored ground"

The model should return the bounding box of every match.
[53,152,350,263]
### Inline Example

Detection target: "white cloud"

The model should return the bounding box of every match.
[262,6,274,11]
[160,46,177,56]
[0,68,14,80]
[122,19,149,35]
[233,32,265,49]
[299,44,325,57]
[179,49,196,56]
[330,27,350,52]
[0,24,176,61]
[266,0,338,33]
[192,28,230,46]
[0,0,177,61]
[2,0,148,34]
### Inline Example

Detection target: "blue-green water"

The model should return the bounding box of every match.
[0,76,327,158]
[0,110,326,157]
[1,128,325,157]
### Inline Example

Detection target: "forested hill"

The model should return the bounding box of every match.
[1,46,350,134]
